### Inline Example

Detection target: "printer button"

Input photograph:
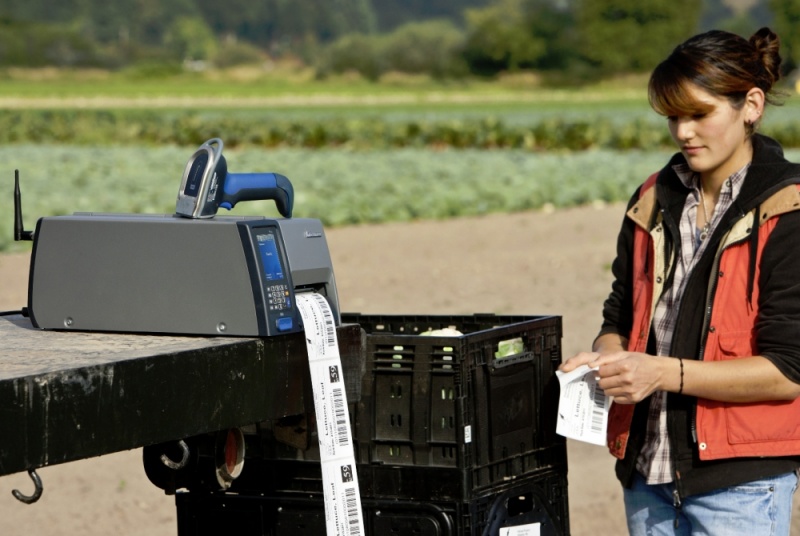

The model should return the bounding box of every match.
[276,317,293,332]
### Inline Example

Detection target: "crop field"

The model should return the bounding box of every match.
[1,145,673,252]
[3,69,800,253]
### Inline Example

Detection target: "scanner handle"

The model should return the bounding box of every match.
[220,173,294,218]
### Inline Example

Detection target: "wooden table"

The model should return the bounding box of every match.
[0,314,363,477]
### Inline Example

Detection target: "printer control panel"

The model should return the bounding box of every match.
[249,224,299,335]
[266,283,290,311]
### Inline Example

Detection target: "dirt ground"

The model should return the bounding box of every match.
[1,204,798,535]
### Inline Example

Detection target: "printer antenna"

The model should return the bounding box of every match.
[14,169,34,241]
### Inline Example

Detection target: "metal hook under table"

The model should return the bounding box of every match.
[12,469,43,504]
[160,439,190,470]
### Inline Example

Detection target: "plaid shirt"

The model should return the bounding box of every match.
[635,162,749,484]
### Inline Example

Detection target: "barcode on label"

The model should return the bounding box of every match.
[590,383,606,433]
[345,486,361,536]
[314,293,336,346]
[332,386,350,447]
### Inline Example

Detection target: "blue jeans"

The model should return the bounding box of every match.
[623,471,798,536]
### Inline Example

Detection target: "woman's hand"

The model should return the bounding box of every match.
[560,333,678,404]
[559,332,629,373]
[558,351,601,373]
[561,350,672,404]
[591,351,676,404]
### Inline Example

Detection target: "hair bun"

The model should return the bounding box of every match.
[750,26,782,86]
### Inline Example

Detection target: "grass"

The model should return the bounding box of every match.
[0,65,650,112]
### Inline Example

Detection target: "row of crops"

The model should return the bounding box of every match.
[0,109,671,150]
[5,104,800,150]
[1,144,679,252]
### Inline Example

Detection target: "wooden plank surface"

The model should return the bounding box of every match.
[0,315,363,477]
[1,314,248,379]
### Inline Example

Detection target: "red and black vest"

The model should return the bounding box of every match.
[607,174,800,461]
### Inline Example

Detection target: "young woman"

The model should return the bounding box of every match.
[560,27,800,535]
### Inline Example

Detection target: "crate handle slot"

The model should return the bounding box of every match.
[492,351,535,368]
[495,337,524,359]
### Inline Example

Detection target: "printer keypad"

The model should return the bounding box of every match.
[267,284,290,310]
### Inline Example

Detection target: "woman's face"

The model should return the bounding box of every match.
[667,83,760,185]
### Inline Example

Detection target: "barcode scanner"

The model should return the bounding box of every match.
[176,138,294,219]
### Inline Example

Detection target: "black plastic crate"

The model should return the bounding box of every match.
[161,313,568,534]
[175,468,569,536]
[341,313,565,498]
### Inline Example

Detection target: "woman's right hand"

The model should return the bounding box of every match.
[559,332,628,372]
[558,351,601,372]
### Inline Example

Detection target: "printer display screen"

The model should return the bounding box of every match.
[256,231,285,281]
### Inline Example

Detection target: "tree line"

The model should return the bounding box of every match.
[1,0,797,84]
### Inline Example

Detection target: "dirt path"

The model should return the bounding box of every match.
[2,204,789,535]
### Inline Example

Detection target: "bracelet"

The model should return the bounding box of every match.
[678,357,684,395]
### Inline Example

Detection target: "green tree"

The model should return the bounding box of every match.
[770,0,800,71]
[75,0,137,44]
[371,0,489,31]
[461,0,578,76]
[0,18,101,66]
[193,0,264,39]
[194,0,375,51]
[524,0,579,71]
[381,20,468,77]
[317,33,384,80]
[131,0,199,46]
[575,0,701,74]
[700,0,773,36]
[164,16,218,61]
[463,0,547,74]
[0,0,81,24]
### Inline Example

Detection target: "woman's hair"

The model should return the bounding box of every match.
[648,27,784,123]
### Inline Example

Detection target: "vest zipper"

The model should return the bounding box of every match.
[673,488,683,528]
[670,216,753,513]
[658,211,690,514]
[694,250,723,445]
[694,229,750,444]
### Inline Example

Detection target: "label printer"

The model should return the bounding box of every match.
[18,139,341,337]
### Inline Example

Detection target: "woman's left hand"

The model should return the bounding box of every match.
[593,351,674,404]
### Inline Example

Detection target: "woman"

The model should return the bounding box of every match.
[560,27,800,535]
